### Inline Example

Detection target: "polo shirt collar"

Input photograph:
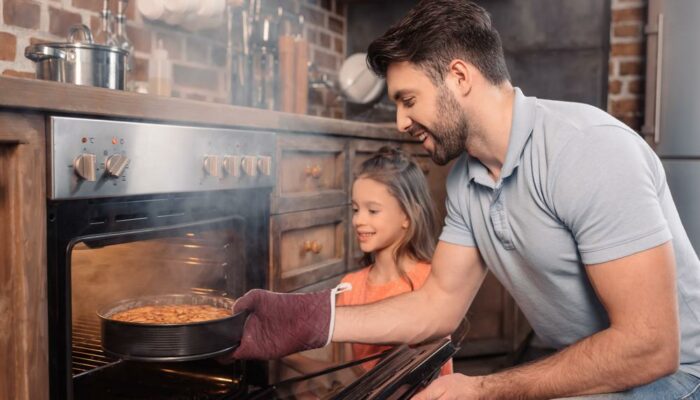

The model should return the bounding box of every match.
[467,87,536,187]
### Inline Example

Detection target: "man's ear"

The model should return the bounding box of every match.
[447,59,473,97]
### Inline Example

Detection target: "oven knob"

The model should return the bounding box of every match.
[73,153,97,182]
[241,156,258,177]
[105,154,130,177]
[223,155,242,177]
[257,156,272,176]
[203,155,220,177]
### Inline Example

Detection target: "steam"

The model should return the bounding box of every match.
[70,228,244,325]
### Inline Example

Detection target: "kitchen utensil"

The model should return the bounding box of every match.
[25,24,128,90]
[338,52,385,104]
[98,293,247,361]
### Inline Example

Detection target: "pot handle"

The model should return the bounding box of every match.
[67,23,94,44]
[24,44,67,62]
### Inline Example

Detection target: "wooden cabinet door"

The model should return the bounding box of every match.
[270,206,347,292]
[273,134,349,214]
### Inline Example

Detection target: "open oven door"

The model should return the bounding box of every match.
[245,338,457,400]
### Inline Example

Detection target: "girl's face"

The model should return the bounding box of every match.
[352,177,409,254]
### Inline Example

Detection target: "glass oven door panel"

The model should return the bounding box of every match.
[71,227,246,323]
[69,217,250,379]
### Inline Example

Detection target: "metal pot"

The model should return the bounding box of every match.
[98,293,248,362]
[25,24,128,90]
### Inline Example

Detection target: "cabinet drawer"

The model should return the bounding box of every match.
[273,134,349,214]
[271,206,347,292]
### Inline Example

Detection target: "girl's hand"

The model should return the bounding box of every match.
[412,373,484,400]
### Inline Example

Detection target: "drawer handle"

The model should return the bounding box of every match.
[304,165,323,179]
[303,240,323,254]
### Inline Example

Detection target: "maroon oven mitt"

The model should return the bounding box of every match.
[231,285,350,360]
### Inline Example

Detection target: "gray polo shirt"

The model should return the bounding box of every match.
[440,88,700,376]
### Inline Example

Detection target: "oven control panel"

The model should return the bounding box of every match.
[49,116,276,200]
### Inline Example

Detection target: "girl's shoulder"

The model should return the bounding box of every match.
[340,266,371,286]
[406,262,432,287]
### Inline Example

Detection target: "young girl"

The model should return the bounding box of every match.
[338,146,453,376]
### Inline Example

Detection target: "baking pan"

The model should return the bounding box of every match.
[98,294,246,362]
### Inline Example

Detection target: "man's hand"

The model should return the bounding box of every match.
[413,374,482,400]
[228,288,333,360]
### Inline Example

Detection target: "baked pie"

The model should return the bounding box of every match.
[110,304,231,324]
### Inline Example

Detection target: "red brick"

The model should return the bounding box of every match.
[305,27,318,45]
[309,87,323,106]
[611,42,643,57]
[0,32,17,61]
[611,98,642,115]
[4,0,41,29]
[173,64,219,90]
[608,80,622,95]
[334,37,343,54]
[313,49,338,70]
[619,115,642,131]
[302,6,325,27]
[334,0,346,17]
[49,7,83,37]
[132,57,148,82]
[619,61,643,76]
[72,0,101,13]
[613,24,642,38]
[319,32,331,48]
[30,37,56,46]
[328,16,343,34]
[127,25,152,53]
[2,69,35,79]
[628,79,644,94]
[612,7,645,23]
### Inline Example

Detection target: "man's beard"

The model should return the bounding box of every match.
[411,86,470,166]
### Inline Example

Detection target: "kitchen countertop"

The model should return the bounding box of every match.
[0,76,404,140]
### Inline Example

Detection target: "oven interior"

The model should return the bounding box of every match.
[47,189,270,399]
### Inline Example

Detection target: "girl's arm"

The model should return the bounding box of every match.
[332,241,487,344]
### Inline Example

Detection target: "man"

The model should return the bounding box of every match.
[231,1,700,398]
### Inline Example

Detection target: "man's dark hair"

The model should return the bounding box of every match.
[367,0,510,85]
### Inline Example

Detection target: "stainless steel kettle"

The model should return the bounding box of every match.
[25,24,128,90]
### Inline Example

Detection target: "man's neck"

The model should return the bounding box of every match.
[466,84,515,182]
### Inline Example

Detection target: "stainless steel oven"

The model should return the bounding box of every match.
[46,116,275,399]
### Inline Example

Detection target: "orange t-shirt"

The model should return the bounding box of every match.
[336,262,453,376]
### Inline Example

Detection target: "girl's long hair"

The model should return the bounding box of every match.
[355,146,439,290]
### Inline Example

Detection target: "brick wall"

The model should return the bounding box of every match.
[607,0,647,133]
[0,0,347,117]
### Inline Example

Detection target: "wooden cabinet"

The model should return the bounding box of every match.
[270,206,348,292]
[272,134,349,214]
[0,112,49,400]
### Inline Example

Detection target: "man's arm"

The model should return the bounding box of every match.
[332,241,488,344]
[416,241,680,400]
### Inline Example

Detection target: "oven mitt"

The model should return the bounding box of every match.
[231,283,351,360]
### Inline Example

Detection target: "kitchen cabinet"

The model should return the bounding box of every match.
[272,134,349,214]
[0,111,49,400]
[270,206,348,292]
